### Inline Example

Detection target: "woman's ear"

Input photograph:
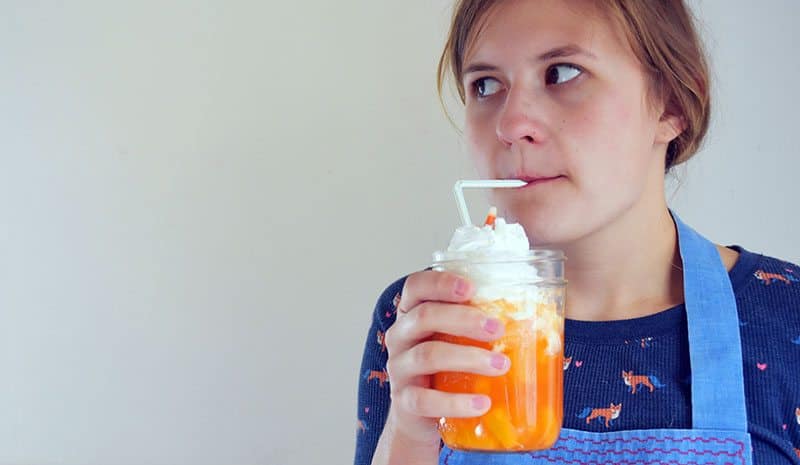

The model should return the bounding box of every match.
[656,112,686,145]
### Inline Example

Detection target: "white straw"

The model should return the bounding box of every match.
[453,179,527,226]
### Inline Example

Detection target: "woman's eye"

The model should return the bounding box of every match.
[472,77,502,98]
[545,64,582,85]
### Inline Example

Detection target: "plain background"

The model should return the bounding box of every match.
[1,1,797,464]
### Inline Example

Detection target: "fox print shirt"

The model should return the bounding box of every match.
[354,247,800,465]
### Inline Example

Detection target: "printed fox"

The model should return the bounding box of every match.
[622,370,666,394]
[577,403,623,428]
[795,407,800,425]
[563,356,573,371]
[357,419,368,433]
[754,270,797,285]
[624,337,653,348]
[363,369,389,387]
[376,330,387,352]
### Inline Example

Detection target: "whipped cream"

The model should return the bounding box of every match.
[433,212,563,354]
[434,215,541,302]
[446,218,530,255]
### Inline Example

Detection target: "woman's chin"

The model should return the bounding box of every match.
[503,206,586,248]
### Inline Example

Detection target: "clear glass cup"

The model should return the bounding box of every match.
[431,249,567,452]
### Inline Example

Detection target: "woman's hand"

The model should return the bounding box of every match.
[371,270,509,464]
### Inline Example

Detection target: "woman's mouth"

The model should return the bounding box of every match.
[514,175,566,188]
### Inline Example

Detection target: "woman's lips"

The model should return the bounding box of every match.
[513,175,566,187]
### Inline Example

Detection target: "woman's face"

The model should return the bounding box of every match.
[463,0,681,246]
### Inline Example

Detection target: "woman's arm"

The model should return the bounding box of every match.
[353,278,404,465]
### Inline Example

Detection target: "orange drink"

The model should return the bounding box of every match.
[433,296,564,451]
[432,210,566,452]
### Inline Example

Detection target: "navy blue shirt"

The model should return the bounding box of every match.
[354,247,800,464]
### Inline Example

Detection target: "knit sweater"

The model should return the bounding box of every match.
[354,247,800,464]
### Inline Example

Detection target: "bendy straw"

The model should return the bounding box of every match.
[453,180,527,226]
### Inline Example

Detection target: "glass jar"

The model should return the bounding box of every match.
[431,249,566,452]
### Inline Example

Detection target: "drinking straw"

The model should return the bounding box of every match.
[453,180,527,226]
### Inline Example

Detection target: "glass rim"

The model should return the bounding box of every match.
[431,247,565,265]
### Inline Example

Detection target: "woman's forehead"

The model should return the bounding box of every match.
[463,0,627,66]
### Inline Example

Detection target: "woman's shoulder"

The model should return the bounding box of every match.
[729,246,800,299]
[732,249,800,457]
[730,246,800,344]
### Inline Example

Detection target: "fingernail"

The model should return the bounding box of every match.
[472,395,490,411]
[490,354,509,370]
[483,318,501,334]
[454,278,469,297]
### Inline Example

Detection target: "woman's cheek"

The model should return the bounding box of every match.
[465,118,496,176]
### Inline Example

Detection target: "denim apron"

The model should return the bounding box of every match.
[440,213,754,465]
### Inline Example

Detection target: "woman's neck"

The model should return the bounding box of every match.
[558,204,683,322]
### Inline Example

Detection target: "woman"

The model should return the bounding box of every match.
[355,1,800,464]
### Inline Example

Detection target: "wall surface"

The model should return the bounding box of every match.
[1,1,797,464]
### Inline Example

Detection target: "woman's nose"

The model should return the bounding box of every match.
[496,88,545,147]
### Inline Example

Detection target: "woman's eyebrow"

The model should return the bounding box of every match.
[462,63,499,75]
[462,44,597,77]
[537,44,597,61]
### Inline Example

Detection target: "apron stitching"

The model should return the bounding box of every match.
[558,435,742,446]
[542,445,740,456]
[522,460,733,465]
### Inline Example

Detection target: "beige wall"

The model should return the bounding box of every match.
[0,1,797,464]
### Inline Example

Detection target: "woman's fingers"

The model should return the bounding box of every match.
[395,385,492,418]
[386,340,509,389]
[397,270,473,314]
[385,301,504,354]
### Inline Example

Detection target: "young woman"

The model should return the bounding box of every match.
[355,1,800,464]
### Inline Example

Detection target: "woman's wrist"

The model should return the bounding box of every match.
[371,410,441,465]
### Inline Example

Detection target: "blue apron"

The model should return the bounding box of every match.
[439,213,753,465]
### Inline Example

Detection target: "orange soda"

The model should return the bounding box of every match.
[433,298,564,451]
[432,207,566,451]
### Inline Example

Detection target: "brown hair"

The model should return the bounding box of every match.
[436,0,711,171]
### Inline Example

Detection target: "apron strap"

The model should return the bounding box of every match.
[673,211,748,432]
